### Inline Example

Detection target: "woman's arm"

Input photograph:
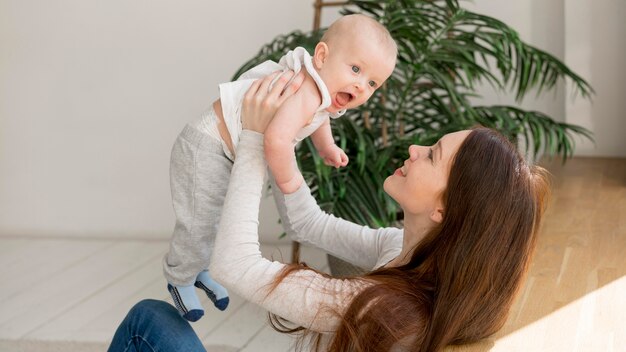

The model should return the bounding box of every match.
[270,178,403,270]
[210,131,365,332]
[210,71,363,332]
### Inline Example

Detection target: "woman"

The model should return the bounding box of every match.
[109,71,550,352]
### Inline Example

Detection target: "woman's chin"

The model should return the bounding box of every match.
[382,177,393,196]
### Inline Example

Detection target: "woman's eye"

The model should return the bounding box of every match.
[428,148,433,161]
[368,80,376,87]
[351,65,360,73]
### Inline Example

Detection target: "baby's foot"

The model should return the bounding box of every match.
[167,283,204,322]
[195,270,229,311]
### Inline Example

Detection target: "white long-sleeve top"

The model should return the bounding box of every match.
[210,130,403,333]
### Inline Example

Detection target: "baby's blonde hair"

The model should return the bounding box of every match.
[321,14,398,59]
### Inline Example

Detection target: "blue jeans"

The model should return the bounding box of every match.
[108,299,206,352]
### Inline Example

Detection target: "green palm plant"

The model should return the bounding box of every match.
[234,0,593,229]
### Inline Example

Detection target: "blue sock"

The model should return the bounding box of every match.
[167,283,204,322]
[195,270,229,311]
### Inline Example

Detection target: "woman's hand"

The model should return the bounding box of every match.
[241,70,305,133]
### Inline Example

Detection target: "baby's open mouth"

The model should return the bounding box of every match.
[335,92,354,107]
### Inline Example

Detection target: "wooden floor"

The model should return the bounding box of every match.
[450,157,626,352]
[0,239,325,351]
[0,157,624,351]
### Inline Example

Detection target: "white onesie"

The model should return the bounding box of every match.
[192,47,345,160]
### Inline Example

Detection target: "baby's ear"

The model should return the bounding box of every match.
[313,42,329,69]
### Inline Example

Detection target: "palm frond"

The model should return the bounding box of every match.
[234,0,594,228]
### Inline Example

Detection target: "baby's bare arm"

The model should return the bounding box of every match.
[310,118,334,151]
[265,78,320,194]
[311,118,349,168]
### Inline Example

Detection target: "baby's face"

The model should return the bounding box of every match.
[316,37,396,113]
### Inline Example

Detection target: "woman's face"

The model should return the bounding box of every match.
[383,130,471,219]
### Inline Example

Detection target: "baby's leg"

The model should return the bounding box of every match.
[195,270,229,310]
[163,125,233,321]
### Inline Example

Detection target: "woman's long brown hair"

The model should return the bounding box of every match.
[269,127,550,352]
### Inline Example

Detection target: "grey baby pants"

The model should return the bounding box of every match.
[162,124,233,286]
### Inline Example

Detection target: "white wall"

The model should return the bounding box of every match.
[0,0,339,241]
[466,0,626,158]
[564,0,626,157]
[1,1,623,241]
[464,0,566,126]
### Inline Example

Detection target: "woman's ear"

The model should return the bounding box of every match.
[430,207,444,224]
[313,42,329,70]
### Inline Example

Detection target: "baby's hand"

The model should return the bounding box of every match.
[318,144,349,168]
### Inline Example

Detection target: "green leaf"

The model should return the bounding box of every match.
[235,0,594,229]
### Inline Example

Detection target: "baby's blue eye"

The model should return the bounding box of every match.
[351,65,360,73]
[368,80,376,87]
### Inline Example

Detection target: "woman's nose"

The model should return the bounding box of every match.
[408,145,420,161]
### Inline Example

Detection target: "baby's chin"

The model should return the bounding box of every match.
[325,106,343,114]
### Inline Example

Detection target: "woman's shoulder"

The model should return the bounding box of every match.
[373,227,403,269]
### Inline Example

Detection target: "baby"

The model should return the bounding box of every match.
[163,14,397,321]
